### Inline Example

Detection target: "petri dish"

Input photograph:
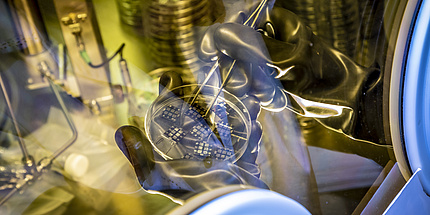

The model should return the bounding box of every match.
[145,84,251,162]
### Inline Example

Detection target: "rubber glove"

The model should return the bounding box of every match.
[114,70,268,199]
[199,6,382,143]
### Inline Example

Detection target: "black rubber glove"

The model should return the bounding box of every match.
[115,70,268,198]
[197,0,285,109]
[198,6,382,142]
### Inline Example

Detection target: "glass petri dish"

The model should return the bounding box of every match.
[145,84,251,162]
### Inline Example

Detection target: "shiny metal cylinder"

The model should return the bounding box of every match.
[117,0,143,27]
[146,0,213,72]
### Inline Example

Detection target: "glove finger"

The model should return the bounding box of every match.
[198,23,221,62]
[214,23,271,66]
[154,71,184,113]
[238,120,262,164]
[115,125,155,186]
[249,65,275,104]
[259,6,311,44]
[261,87,287,111]
[219,56,252,98]
[159,71,183,95]
[197,65,222,88]
[196,64,222,96]
[241,95,261,120]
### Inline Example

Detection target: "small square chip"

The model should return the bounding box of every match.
[194,141,213,157]
[164,126,186,142]
[214,101,231,116]
[185,105,205,121]
[215,121,232,138]
[190,123,210,140]
[214,147,234,160]
[161,105,180,122]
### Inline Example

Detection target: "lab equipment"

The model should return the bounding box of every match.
[0,61,78,205]
[54,0,116,121]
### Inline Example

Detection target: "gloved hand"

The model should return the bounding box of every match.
[198,0,287,111]
[198,5,382,142]
[114,70,268,198]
